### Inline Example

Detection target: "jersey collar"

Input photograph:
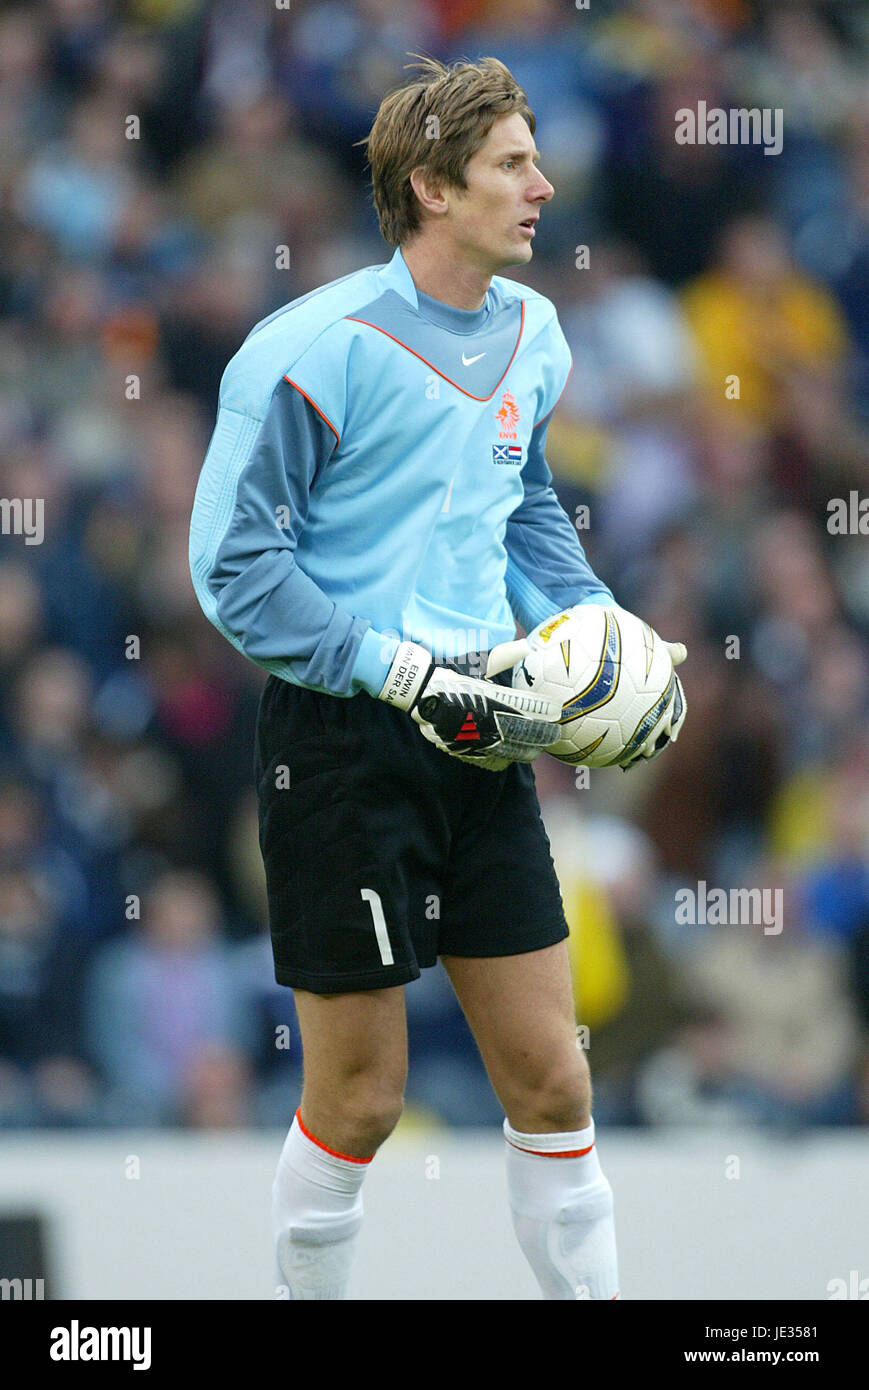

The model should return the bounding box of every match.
[380,246,491,333]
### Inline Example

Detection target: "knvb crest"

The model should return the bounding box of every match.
[495,389,520,439]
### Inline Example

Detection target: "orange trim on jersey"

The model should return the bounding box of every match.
[295,1108,374,1164]
[345,300,525,401]
[505,1135,595,1159]
[532,357,574,430]
[283,376,341,444]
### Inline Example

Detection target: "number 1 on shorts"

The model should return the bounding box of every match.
[360,888,394,966]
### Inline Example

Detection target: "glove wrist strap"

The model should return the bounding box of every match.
[379,641,432,710]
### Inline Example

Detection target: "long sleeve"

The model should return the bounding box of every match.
[189,377,397,697]
[504,413,614,633]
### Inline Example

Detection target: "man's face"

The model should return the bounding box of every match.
[437,111,554,273]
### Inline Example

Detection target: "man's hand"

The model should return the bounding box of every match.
[378,641,563,771]
[485,604,688,772]
[610,607,688,770]
[618,669,687,770]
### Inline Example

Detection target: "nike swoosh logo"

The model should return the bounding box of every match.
[461,352,485,366]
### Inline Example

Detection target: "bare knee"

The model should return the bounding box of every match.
[293,984,407,1157]
[301,1074,405,1157]
[338,1081,405,1153]
[505,1049,592,1135]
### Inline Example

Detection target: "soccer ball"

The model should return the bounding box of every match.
[511,605,678,767]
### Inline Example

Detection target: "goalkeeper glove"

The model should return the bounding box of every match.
[378,640,563,771]
[612,610,687,770]
[618,669,686,769]
[484,604,688,772]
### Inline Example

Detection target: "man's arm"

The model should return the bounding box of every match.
[189,379,397,697]
[498,406,688,771]
[504,411,614,632]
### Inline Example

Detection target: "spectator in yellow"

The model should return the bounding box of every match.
[681,215,849,430]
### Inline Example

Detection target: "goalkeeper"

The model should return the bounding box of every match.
[188,55,686,1301]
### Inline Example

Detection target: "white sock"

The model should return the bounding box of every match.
[504,1118,620,1300]
[272,1109,373,1300]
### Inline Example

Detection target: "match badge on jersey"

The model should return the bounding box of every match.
[493,444,523,464]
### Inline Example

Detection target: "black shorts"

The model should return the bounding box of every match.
[253,672,569,993]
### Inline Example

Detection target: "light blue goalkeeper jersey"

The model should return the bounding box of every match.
[189,245,614,698]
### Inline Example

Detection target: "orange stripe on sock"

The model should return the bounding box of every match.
[505,1135,595,1158]
[295,1108,374,1164]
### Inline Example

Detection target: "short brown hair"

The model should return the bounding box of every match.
[357,54,535,247]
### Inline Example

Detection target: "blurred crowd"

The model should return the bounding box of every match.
[3,0,869,1132]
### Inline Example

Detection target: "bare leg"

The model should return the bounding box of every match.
[442,941,618,1300]
[442,940,590,1132]
[272,985,408,1299]
[293,984,408,1155]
